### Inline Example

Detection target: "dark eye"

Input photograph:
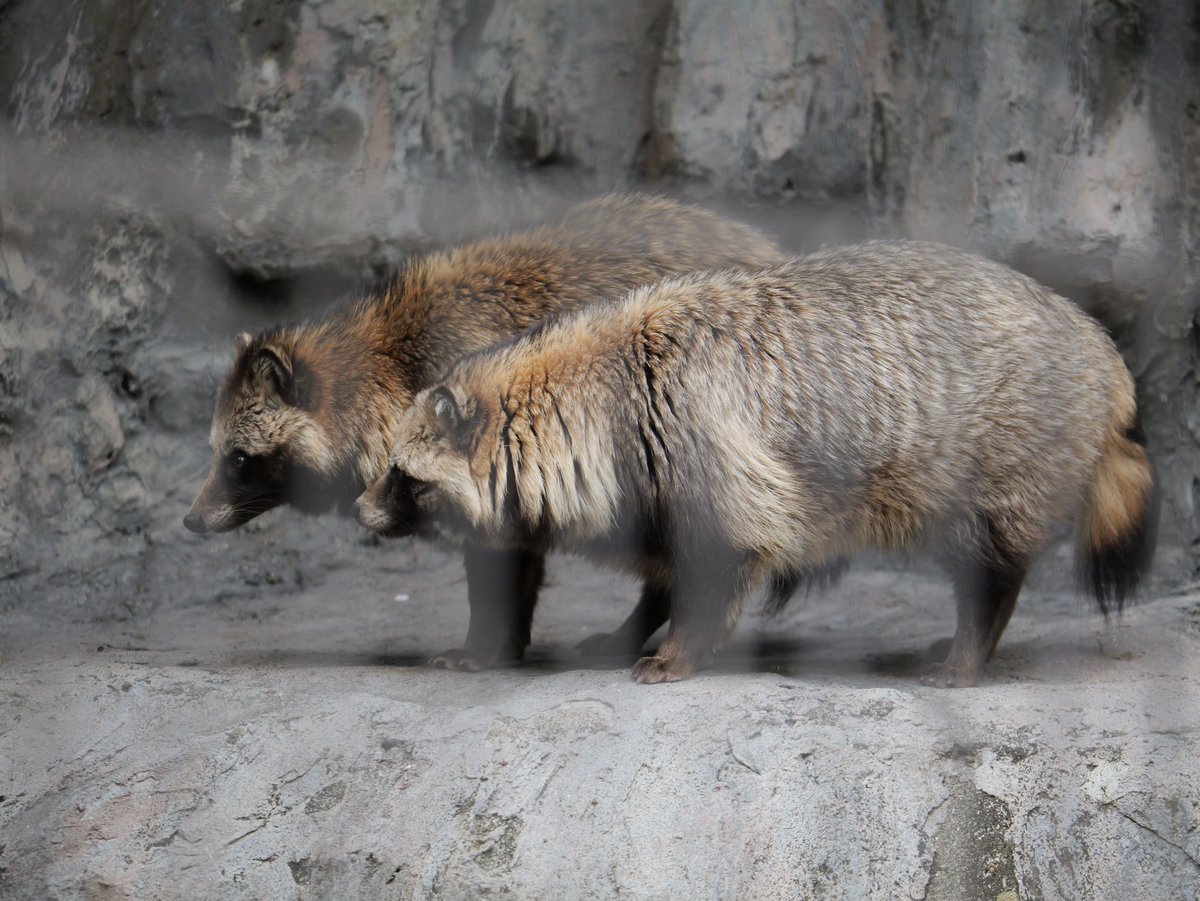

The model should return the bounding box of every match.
[230,451,248,471]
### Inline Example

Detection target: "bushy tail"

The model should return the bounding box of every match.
[1078,414,1158,614]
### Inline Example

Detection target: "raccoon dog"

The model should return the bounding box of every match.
[359,241,1156,686]
[184,194,785,669]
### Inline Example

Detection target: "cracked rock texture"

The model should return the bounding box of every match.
[3,552,1200,898]
[2,1,1199,898]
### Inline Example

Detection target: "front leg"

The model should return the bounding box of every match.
[431,545,545,671]
[631,545,752,684]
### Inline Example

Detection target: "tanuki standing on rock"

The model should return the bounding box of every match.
[357,241,1157,686]
[183,194,785,671]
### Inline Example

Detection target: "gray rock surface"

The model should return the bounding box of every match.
[3,547,1199,898]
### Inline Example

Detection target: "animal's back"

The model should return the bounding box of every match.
[570,241,1133,565]
[366,193,786,379]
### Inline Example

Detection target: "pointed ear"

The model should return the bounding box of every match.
[234,332,254,355]
[431,385,461,430]
[253,345,295,404]
[431,384,478,439]
[456,388,479,430]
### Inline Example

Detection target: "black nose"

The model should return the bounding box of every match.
[183,512,208,534]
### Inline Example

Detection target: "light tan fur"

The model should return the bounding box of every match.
[1084,426,1154,552]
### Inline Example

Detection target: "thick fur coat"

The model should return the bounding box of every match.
[185,193,786,668]
[363,241,1156,685]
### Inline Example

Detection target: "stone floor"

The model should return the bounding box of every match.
[2,536,1199,899]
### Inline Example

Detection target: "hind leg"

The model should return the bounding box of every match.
[577,581,670,657]
[632,547,750,684]
[921,560,1024,688]
[431,546,544,671]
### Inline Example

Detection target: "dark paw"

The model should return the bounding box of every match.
[576,631,643,658]
[631,655,693,684]
[429,647,520,672]
[429,649,489,671]
[919,660,981,689]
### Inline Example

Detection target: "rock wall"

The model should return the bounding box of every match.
[2,0,1197,615]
